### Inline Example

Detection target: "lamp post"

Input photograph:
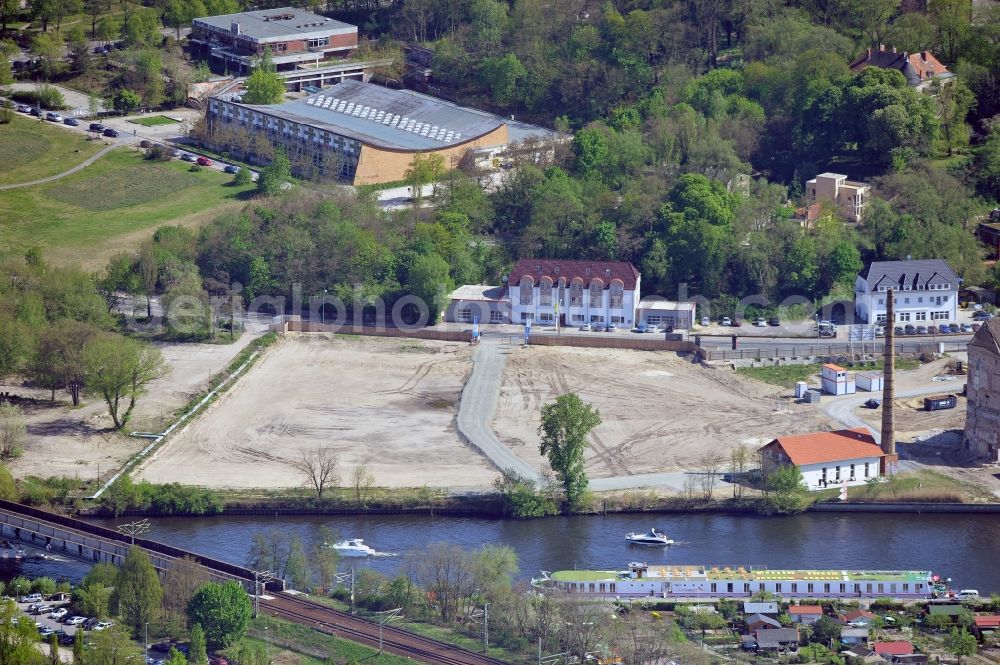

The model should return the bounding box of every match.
[374,608,403,654]
[115,518,150,546]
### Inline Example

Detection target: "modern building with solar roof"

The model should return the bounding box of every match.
[206,80,561,184]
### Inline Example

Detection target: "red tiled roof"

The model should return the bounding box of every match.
[874,642,914,656]
[508,259,640,290]
[974,616,1000,628]
[845,610,877,621]
[761,428,884,466]
[790,605,823,614]
[849,47,950,85]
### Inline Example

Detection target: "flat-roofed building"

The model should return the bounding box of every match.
[806,172,871,222]
[444,285,510,324]
[206,80,560,184]
[636,298,696,330]
[191,7,357,73]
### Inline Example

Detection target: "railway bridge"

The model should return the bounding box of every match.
[0,500,508,665]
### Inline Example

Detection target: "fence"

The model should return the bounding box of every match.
[702,341,969,361]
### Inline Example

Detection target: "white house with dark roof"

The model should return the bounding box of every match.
[855,259,959,325]
[507,259,641,328]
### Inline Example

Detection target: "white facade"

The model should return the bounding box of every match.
[510,273,640,327]
[857,373,883,391]
[855,260,959,325]
[637,299,696,329]
[821,364,856,395]
[806,172,870,222]
[799,457,882,491]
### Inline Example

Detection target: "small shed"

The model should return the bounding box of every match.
[821,363,856,395]
[924,394,957,411]
[857,373,883,392]
[795,382,809,399]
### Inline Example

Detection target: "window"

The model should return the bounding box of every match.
[915,312,927,321]
[589,315,604,323]
[904,298,910,304]
[835,466,841,481]
[850,463,855,479]
[824,583,831,593]
[710,583,717,593]
[307,37,329,48]
[610,282,624,309]
[490,311,503,323]
[744,583,751,593]
[898,312,911,322]
[539,312,553,322]
[791,583,798,593]
[807,583,814,593]
[903,584,909,592]
[611,315,624,323]
[876,313,888,323]
[878,298,885,305]
[840,583,846,593]
[572,314,584,322]
[456,308,471,322]
[570,281,583,307]
[776,583,782,592]
[273,42,287,52]
[864,462,870,478]
[539,278,552,306]
[519,277,533,305]
[918,297,923,303]
[877,584,884,594]
[589,280,603,308]
[727,583,734,593]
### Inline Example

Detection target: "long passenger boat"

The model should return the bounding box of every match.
[532,562,945,600]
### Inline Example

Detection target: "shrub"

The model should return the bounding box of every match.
[144,145,172,161]
[189,164,202,172]
[0,101,13,124]
[36,85,65,110]
[233,166,253,186]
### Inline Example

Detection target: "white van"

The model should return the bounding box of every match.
[956,589,980,600]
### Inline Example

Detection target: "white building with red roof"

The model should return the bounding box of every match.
[507,259,641,328]
[758,428,886,491]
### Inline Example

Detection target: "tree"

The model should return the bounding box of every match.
[690,611,727,643]
[538,393,601,509]
[404,152,447,202]
[0,465,16,501]
[112,547,163,636]
[728,444,751,498]
[66,25,91,75]
[311,527,340,594]
[257,148,291,196]
[406,251,453,324]
[73,629,84,664]
[31,32,63,81]
[0,598,41,664]
[164,0,206,39]
[47,632,58,665]
[86,624,142,665]
[242,48,284,105]
[767,465,805,493]
[187,623,208,665]
[187,581,253,650]
[122,6,161,48]
[84,335,166,430]
[0,1,19,37]
[233,166,253,186]
[164,648,187,665]
[287,447,339,498]
[812,615,842,645]
[113,89,142,114]
[932,79,975,156]
[351,463,376,507]
[0,404,25,461]
[945,628,977,665]
[161,557,210,635]
[31,320,100,405]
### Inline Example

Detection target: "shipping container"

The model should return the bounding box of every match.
[923,394,957,411]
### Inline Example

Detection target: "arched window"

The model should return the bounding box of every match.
[569,279,583,307]
[519,276,534,305]
[539,277,552,306]
[610,281,624,309]
[589,279,603,308]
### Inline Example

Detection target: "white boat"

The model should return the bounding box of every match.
[625,528,673,546]
[328,538,375,557]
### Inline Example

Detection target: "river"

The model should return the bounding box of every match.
[58,511,1000,594]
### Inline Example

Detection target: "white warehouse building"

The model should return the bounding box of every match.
[759,428,886,491]
[855,259,959,325]
[507,259,641,328]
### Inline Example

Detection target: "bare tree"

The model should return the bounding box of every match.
[287,447,339,498]
[408,543,476,623]
[160,556,210,634]
[138,242,158,320]
[729,444,751,499]
[559,599,610,662]
[351,463,376,507]
[700,454,724,500]
[0,403,26,461]
[683,473,699,501]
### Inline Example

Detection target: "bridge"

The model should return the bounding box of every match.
[0,501,508,665]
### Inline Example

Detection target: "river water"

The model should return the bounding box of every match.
[64,511,1000,593]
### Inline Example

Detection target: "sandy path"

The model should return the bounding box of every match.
[135,335,499,489]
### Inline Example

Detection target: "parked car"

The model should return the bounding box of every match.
[45,111,62,122]
[103,128,119,137]
[15,104,31,113]
[864,399,881,409]
[874,325,885,337]
[579,323,591,332]
[58,631,75,646]
[48,608,68,620]
[223,164,240,174]
[63,117,79,126]
[903,324,916,335]
[38,626,54,638]
[972,311,993,321]
[700,316,710,326]
[64,616,86,626]
[88,122,105,132]
[893,326,904,336]
[768,317,780,326]
[646,325,662,333]
[720,316,732,326]
[947,323,961,333]
[605,322,618,332]
[92,621,113,631]
[916,325,928,335]
[754,318,767,327]
[29,107,41,116]
[591,324,605,332]
[181,153,196,162]
[196,156,213,166]
[632,324,647,333]
[961,323,973,333]
[19,593,43,603]
[31,605,53,615]
[927,325,938,335]
[82,618,100,630]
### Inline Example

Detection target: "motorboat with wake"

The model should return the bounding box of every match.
[328,538,376,557]
[625,528,673,546]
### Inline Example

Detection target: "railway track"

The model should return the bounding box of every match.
[259,593,511,665]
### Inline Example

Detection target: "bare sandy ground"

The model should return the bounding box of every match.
[493,346,835,478]
[4,333,257,482]
[135,335,498,489]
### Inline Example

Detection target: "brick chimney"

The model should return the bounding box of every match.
[881,288,899,475]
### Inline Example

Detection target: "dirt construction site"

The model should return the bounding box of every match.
[492,346,834,478]
[135,335,498,489]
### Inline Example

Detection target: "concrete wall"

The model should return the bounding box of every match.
[965,346,1000,461]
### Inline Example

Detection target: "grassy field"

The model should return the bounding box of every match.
[235,617,415,665]
[739,358,922,387]
[131,115,180,127]
[0,115,105,185]
[0,148,253,268]
[814,468,997,503]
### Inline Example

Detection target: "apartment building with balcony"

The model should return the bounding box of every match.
[805,173,871,223]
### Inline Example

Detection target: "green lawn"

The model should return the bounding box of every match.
[236,616,415,665]
[131,115,180,127]
[0,148,254,268]
[0,115,105,185]
[738,358,921,387]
